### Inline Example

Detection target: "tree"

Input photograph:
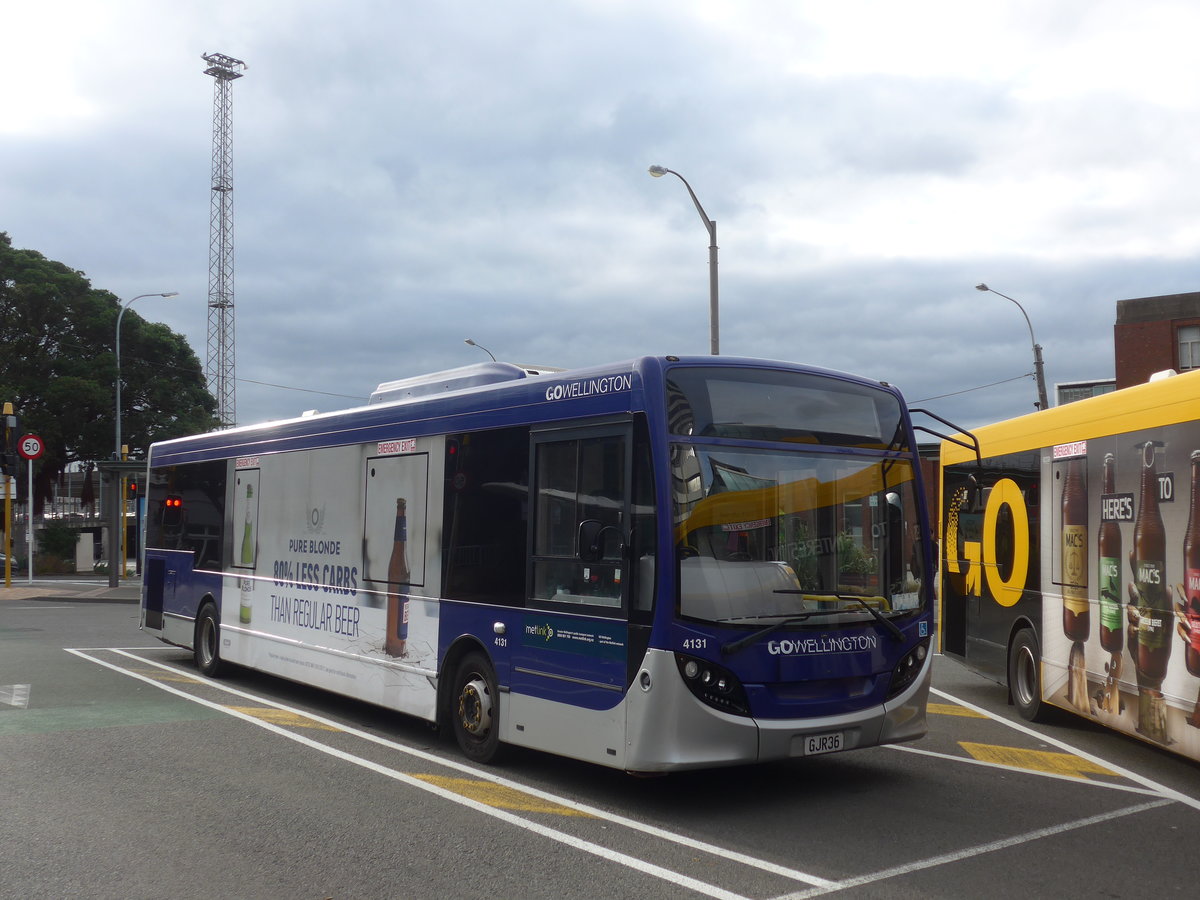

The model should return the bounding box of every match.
[0,232,218,511]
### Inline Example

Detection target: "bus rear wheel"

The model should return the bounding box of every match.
[195,602,224,677]
[452,652,502,764]
[1008,628,1044,722]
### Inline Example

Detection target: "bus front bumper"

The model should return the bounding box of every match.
[622,648,933,773]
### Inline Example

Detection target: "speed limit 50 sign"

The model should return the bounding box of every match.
[18,434,43,460]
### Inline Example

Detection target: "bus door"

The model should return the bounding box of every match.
[142,554,170,631]
[942,458,1040,677]
[940,467,978,658]
[516,423,635,715]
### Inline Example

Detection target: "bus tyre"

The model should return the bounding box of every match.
[452,652,502,764]
[1008,628,1044,722]
[195,602,224,677]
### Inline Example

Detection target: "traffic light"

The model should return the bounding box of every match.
[127,481,139,500]
[1,404,16,478]
[162,494,183,527]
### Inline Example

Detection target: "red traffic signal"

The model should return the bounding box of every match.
[127,482,139,499]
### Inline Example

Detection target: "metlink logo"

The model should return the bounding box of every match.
[526,622,556,641]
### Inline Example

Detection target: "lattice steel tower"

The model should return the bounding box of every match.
[202,52,247,428]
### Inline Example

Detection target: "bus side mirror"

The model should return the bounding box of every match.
[578,519,623,563]
[578,519,605,562]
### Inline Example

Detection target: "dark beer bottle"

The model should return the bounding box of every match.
[1098,453,1123,653]
[1184,451,1200,676]
[385,498,410,657]
[1132,442,1171,682]
[1061,457,1090,641]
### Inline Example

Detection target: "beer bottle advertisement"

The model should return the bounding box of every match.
[1059,454,1089,710]
[1037,428,1200,755]
[1132,443,1170,670]
[1060,456,1089,640]
[385,497,410,658]
[1182,450,1200,725]
[239,576,253,626]
[240,482,256,566]
[1096,453,1123,714]
[1097,453,1123,652]
[1130,440,1171,742]
[233,469,260,569]
[239,481,257,624]
[232,470,260,624]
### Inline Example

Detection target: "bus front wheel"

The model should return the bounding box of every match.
[195,602,224,677]
[1008,628,1044,722]
[452,652,502,764]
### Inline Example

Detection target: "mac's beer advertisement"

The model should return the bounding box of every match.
[220,439,440,721]
[1041,425,1200,756]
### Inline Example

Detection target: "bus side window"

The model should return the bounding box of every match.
[145,460,226,570]
[440,426,530,606]
[532,432,626,609]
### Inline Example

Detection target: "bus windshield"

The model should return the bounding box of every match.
[672,445,925,627]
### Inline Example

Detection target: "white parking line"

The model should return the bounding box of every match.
[929,687,1200,812]
[887,743,1166,798]
[72,647,837,896]
[775,798,1172,899]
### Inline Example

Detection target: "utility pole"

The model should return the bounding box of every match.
[202,52,247,428]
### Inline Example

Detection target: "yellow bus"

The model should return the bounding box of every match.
[940,369,1200,760]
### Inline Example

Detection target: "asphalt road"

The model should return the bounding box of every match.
[2,580,1197,899]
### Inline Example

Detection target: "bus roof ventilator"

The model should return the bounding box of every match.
[369,361,563,405]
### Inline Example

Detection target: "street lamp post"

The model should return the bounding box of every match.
[975,284,1049,411]
[115,292,179,460]
[112,291,177,582]
[464,338,497,362]
[648,165,719,355]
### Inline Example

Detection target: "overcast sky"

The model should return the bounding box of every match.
[5,0,1200,435]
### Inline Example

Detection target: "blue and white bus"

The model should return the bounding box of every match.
[140,356,937,772]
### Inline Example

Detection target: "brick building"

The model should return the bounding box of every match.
[1114,290,1200,388]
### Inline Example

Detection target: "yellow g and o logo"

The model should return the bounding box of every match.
[947,477,1030,608]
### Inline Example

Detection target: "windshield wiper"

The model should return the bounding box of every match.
[770,590,905,643]
[720,611,847,657]
[839,595,904,641]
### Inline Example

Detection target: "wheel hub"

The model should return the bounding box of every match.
[1014,645,1036,706]
[458,677,492,736]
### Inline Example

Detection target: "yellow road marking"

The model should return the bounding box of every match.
[959,742,1119,779]
[412,775,593,817]
[132,668,205,685]
[927,702,987,718]
[227,706,341,731]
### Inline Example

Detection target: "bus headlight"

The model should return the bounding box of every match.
[674,653,750,716]
[887,638,930,700]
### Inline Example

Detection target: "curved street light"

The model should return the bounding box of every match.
[116,292,179,459]
[975,283,1049,410]
[464,338,496,362]
[649,165,719,355]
